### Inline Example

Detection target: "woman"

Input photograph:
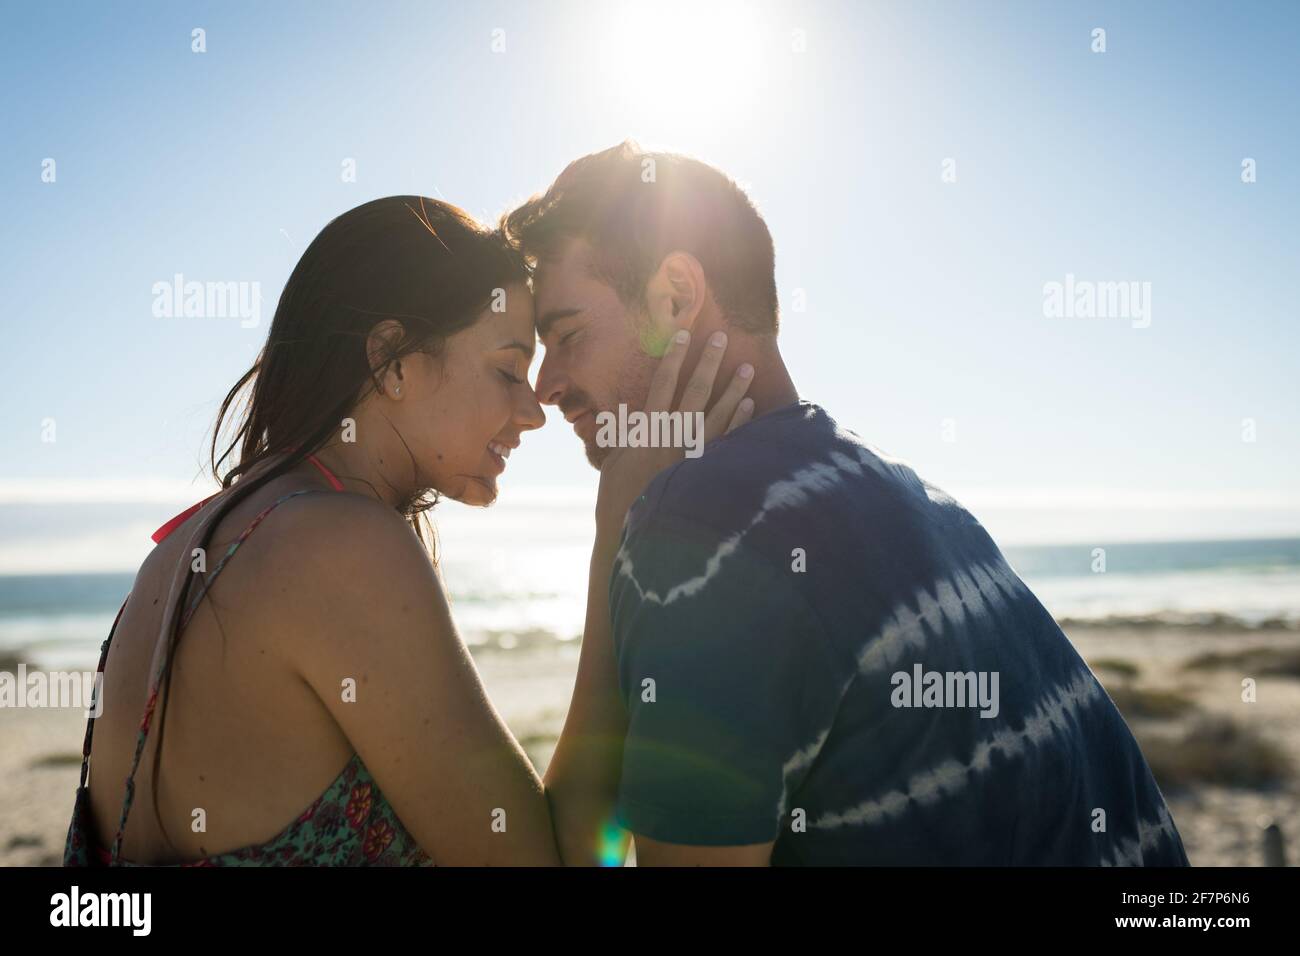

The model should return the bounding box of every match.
[63,196,753,865]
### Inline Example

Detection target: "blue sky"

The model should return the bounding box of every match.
[1,0,1297,570]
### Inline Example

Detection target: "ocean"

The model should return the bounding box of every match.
[1,489,1297,673]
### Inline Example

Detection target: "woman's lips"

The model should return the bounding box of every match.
[486,441,512,473]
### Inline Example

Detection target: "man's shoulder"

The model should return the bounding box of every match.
[629,402,804,531]
[631,400,946,537]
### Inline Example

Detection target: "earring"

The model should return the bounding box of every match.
[394,384,402,396]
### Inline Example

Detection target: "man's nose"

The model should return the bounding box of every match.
[534,352,566,407]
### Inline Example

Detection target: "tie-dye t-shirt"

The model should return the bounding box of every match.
[609,400,1188,866]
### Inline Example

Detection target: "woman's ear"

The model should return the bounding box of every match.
[643,251,707,355]
[365,320,407,398]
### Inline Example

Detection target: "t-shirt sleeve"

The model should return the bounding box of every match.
[608,478,851,846]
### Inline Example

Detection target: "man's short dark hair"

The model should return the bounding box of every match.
[502,141,779,334]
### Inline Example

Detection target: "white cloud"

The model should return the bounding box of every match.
[0,478,215,505]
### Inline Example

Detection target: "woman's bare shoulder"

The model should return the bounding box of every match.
[243,491,448,645]
[258,491,437,581]
[268,488,416,537]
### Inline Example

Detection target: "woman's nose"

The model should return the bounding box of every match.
[516,386,546,432]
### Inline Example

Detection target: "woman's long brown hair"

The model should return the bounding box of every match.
[136,196,528,853]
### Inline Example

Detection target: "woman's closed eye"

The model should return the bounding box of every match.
[498,368,526,386]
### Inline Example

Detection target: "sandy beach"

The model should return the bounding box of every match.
[2,627,1296,866]
[1066,625,1300,867]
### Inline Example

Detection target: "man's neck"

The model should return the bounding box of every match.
[748,360,800,418]
[713,338,799,419]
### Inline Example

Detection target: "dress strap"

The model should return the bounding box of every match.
[77,595,130,791]
[109,486,328,864]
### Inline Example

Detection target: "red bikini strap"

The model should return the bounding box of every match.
[151,456,342,545]
[151,495,218,544]
[306,453,345,491]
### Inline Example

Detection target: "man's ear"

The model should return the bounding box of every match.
[644,251,707,340]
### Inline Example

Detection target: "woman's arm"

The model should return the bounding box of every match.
[540,525,629,866]
[282,492,564,866]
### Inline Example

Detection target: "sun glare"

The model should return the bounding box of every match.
[596,1,769,122]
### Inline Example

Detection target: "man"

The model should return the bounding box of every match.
[505,142,1189,866]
